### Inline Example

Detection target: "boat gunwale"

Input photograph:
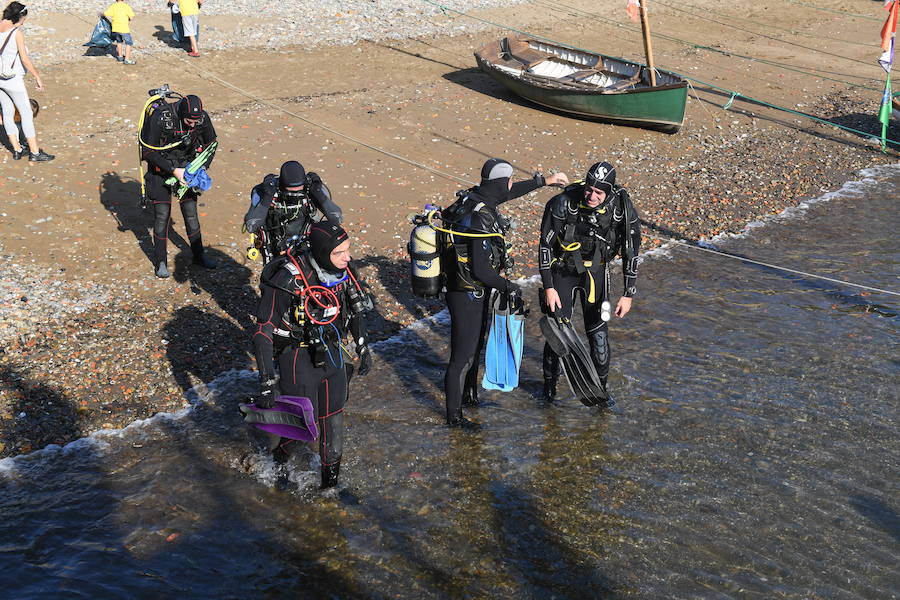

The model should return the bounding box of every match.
[474,52,688,96]
[474,36,688,96]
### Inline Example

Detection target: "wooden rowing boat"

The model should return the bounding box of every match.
[474,36,688,133]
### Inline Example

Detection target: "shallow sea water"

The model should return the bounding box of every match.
[1,166,897,599]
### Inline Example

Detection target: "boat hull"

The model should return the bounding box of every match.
[475,38,688,132]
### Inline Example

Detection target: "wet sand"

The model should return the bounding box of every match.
[1,0,897,456]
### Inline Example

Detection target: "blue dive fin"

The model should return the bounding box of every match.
[482,291,525,392]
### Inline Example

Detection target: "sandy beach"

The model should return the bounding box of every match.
[1,0,897,457]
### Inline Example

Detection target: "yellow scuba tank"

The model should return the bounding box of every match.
[408,204,443,298]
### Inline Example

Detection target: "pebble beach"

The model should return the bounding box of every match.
[1,0,897,457]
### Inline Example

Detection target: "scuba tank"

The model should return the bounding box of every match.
[408,204,443,298]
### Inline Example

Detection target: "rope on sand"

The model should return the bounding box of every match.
[651,0,881,66]
[657,0,874,47]
[783,0,881,22]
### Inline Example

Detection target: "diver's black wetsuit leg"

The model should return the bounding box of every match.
[462,293,491,404]
[180,191,201,250]
[147,172,172,266]
[583,273,611,381]
[278,345,347,486]
[317,363,347,487]
[180,191,215,268]
[444,290,488,422]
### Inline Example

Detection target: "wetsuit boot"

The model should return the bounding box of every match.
[155,261,170,278]
[599,378,616,409]
[542,377,558,403]
[542,348,560,402]
[190,238,217,269]
[272,438,292,464]
[462,385,480,407]
[321,460,340,489]
[447,407,481,430]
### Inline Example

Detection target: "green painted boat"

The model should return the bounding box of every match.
[475,36,688,133]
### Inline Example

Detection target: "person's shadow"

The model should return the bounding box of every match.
[0,365,85,457]
[162,306,253,396]
[98,171,157,266]
[152,25,183,49]
[170,248,258,330]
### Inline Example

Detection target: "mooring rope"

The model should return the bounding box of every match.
[659,0,875,47]
[645,233,899,297]
[651,0,882,66]
[783,0,881,22]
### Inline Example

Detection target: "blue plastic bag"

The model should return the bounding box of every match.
[170,9,183,43]
[84,16,113,48]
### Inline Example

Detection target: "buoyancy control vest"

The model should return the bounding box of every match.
[551,184,636,272]
[442,191,511,293]
[260,249,373,366]
[246,175,339,264]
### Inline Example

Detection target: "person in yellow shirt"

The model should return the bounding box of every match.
[179,0,201,57]
[103,0,135,64]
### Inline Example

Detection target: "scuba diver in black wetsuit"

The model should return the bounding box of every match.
[244,160,343,265]
[538,161,641,405]
[251,222,374,488]
[141,93,217,278]
[442,158,568,428]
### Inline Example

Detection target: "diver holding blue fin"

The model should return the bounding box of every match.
[482,289,526,392]
[537,161,641,408]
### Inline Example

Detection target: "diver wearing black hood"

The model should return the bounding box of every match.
[244,160,344,265]
[251,222,374,488]
[538,161,640,405]
[141,93,217,278]
[442,158,569,427]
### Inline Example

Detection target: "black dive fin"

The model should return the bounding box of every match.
[543,317,608,406]
[539,315,571,357]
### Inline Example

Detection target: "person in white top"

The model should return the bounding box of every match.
[0,2,53,161]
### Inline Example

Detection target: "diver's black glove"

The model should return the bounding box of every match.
[257,378,277,408]
[505,281,521,297]
[261,174,278,198]
[357,346,373,376]
[508,287,525,314]
[306,171,323,193]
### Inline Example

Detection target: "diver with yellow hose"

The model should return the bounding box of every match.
[440,158,568,428]
[139,86,217,278]
[538,161,640,407]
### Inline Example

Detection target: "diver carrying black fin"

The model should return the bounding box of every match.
[539,315,614,408]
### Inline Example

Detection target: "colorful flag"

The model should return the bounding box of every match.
[881,0,898,52]
[878,1,899,150]
[626,0,640,23]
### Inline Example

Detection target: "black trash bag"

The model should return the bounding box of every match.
[84,16,113,48]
